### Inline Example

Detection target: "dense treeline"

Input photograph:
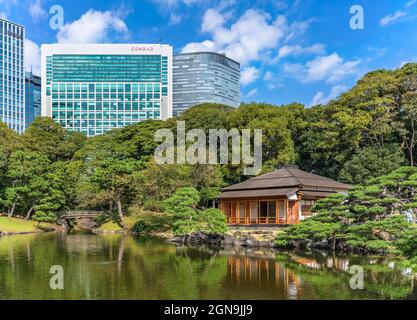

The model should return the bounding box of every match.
[0,63,416,223]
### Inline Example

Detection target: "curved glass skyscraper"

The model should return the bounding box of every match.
[173,52,240,116]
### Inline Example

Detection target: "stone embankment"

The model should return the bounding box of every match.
[168,230,279,248]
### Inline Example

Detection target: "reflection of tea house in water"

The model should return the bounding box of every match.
[227,256,302,299]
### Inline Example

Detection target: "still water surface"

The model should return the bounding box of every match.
[0,232,415,300]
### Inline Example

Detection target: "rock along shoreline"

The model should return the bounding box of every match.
[168,231,278,249]
[167,231,394,255]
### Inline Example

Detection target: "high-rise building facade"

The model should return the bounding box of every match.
[173,52,240,116]
[25,72,41,128]
[41,44,173,137]
[0,18,25,133]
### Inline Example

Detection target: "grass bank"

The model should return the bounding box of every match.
[0,216,57,235]
[94,210,173,238]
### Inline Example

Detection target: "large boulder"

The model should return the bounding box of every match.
[167,236,183,243]
[196,231,207,241]
[242,239,255,247]
[223,235,234,245]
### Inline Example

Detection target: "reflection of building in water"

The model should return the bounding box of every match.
[325,257,350,271]
[293,255,350,272]
[294,257,322,269]
[227,256,302,299]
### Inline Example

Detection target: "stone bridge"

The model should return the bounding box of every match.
[58,211,104,230]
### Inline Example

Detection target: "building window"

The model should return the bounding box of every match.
[301,200,316,217]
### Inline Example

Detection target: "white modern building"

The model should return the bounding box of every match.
[0,18,25,134]
[41,44,173,137]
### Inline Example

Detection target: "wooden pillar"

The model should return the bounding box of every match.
[276,200,279,224]
[292,201,300,224]
[283,200,287,225]
[257,200,260,224]
[245,202,250,225]
[286,201,291,224]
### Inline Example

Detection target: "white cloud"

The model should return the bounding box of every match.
[367,46,387,57]
[182,9,289,66]
[29,0,47,21]
[406,0,417,8]
[0,12,7,19]
[241,66,260,86]
[284,53,360,84]
[274,1,288,10]
[311,85,347,106]
[246,88,258,98]
[182,40,217,52]
[380,11,407,26]
[380,0,417,26]
[263,71,273,81]
[202,8,225,32]
[267,82,283,90]
[277,43,325,59]
[169,13,182,25]
[399,58,417,68]
[262,71,283,90]
[151,0,179,7]
[24,39,41,76]
[152,0,202,9]
[283,18,315,42]
[56,9,129,44]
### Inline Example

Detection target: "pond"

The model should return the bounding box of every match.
[0,232,415,300]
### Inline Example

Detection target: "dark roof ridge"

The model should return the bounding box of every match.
[286,167,303,185]
[223,185,301,191]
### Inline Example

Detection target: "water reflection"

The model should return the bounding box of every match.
[0,233,415,300]
[227,255,302,299]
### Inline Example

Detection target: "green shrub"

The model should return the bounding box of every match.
[32,210,56,223]
[200,208,228,234]
[95,213,110,225]
[396,227,417,258]
[274,239,288,248]
[133,220,156,235]
[275,219,343,248]
[365,240,391,251]
[163,187,228,236]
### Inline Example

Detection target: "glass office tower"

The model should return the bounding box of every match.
[25,71,41,128]
[173,52,240,116]
[0,18,25,133]
[41,44,173,137]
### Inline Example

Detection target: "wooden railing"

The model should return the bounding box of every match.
[59,211,103,219]
[227,217,287,225]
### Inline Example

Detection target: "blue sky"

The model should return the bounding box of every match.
[2,0,417,107]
